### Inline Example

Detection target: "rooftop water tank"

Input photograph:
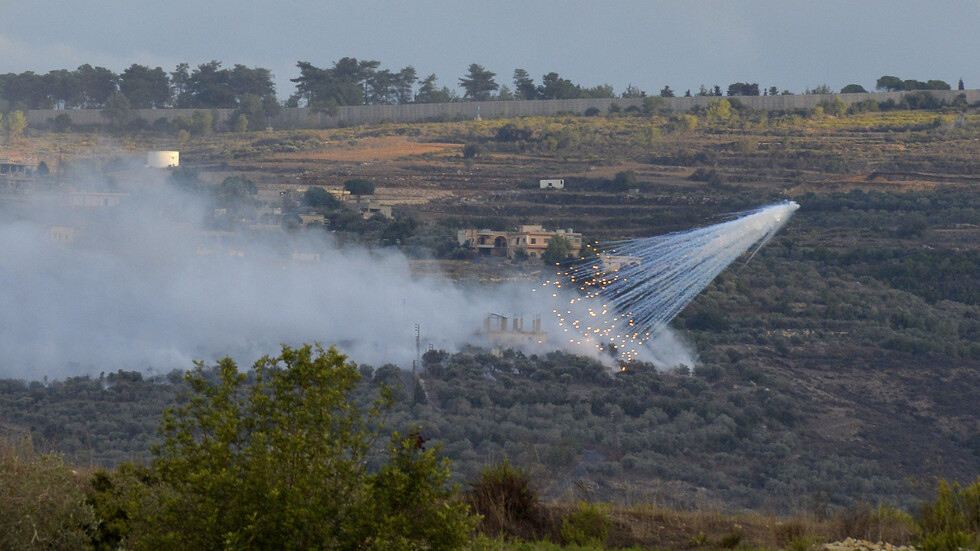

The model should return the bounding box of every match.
[147,151,179,168]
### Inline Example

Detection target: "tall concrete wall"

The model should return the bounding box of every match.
[25,108,237,127]
[25,89,980,130]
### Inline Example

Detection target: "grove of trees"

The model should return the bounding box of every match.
[0,57,965,122]
[876,75,952,92]
[0,345,474,550]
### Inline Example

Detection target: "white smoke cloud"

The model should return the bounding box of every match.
[2,164,734,380]
[0,171,580,379]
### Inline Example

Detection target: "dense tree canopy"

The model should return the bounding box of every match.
[841,84,868,93]
[119,64,170,108]
[876,75,951,92]
[513,69,537,100]
[289,57,419,110]
[0,58,971,116]
[727,82,760,96]
[415,73,454,103]
[344,178,376,196]
[136,344,473,549]
[541,234,574,265]
[459,63,499,101]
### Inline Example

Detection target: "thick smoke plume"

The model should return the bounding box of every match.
[0,171,557,379]
[2,166,790,380]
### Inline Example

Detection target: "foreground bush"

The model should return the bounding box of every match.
[0,435,95,550]
[916,477,980,551]
[468,461,553,540]
[92,344,474,550]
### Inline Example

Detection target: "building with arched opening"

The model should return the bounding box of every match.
[457,225,583,259]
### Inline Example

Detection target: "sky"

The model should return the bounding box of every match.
[2,0,978,99]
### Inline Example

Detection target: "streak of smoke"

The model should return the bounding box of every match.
[1,170,796,380]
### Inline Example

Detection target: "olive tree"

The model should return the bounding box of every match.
[541,234,574,265]
[344,178,375,196]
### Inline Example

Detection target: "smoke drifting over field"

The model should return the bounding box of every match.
[4,168,805,380]
[0,174,568,380]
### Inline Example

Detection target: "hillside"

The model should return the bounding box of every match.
[1,99,979,514]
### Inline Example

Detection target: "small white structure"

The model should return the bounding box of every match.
[539,179,565,189]
[68,192,126,208]
[147,151,179,168]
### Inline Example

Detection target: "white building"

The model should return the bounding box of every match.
[147,151,179,168]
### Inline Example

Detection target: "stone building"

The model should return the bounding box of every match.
[457,225,583,259]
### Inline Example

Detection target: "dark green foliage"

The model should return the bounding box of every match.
[166,166,205,193]
[896,213,928,238]
[901,91,942,110]
[462,142,485,159]
[847,98,879,114]
[876,75,905,92]
[119,64,170,108]
[727,82,760,96]
[380,217,418,245]
[349,429,474,550]
[344,177,375,195]
[612,170,636,191]
[688,167,723,186]
[841,84,868,94]
[52,113,73,132]
[540,234,573,265]
[215,175,257,213]
[87,463,158,550]
[877,75,951,95]
[496,121,534,142]
[304,185,342,211]
[513,69,537,100]
[538,72,580,100]
[685,308,730,331]
[835,248,980,306]
[140,344,473,549]
[101,92,131,126]
[642,95,669,115]
[459,63,498,101]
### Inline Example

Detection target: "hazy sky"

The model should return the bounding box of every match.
[2,1,977,99]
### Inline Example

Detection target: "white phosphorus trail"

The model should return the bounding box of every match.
[546,201,799,363]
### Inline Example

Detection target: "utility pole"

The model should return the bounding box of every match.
[412,323,420,403]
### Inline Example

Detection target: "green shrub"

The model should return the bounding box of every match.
[916,478,980,551]
[560,501,611,546]
[719,530,744,548]
[139,344,473,550]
